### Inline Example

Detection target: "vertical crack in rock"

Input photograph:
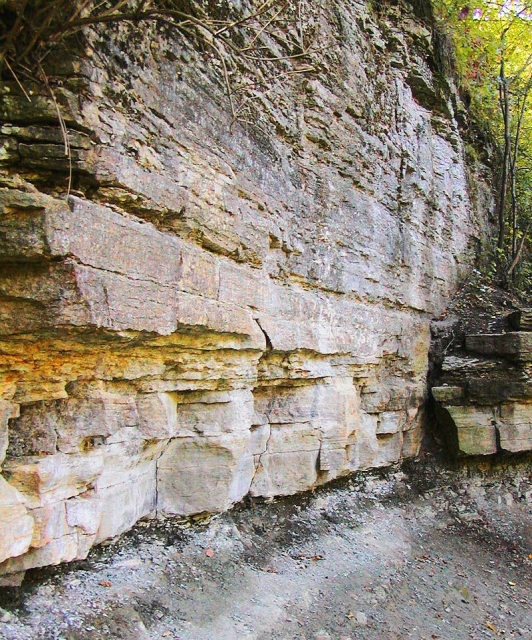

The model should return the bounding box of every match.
[253,422,273,484]
[254,317,273,351]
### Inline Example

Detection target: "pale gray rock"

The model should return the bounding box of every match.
[0,476,34,563]
[157,434,254,515]
[0,0,492,577]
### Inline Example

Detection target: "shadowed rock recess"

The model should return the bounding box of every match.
[0,0,491,582]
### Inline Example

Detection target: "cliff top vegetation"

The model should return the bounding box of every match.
[433,0,532,288]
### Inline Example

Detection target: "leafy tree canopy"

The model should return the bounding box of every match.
[432,0,532,285]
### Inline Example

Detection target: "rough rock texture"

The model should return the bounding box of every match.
[0,0,489,579]
[432,319,532,456]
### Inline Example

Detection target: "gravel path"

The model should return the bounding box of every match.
[0,457,531,640]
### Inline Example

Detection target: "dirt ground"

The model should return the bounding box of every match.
[0,455,531,640]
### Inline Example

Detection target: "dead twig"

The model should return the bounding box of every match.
[37,61,72,196]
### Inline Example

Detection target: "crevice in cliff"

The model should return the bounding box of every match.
[154,443,167,519]
[253,318,272,352]
[252,422,272,485]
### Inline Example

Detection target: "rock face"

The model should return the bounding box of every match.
[0,1,488,579]
[433,325,532,457]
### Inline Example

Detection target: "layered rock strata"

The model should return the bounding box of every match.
[433,320,532,457]
[0,0,488,580]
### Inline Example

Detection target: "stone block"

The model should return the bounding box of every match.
[3,451,103,508]
[66,492,102,536]
[499,402,532,422]
[218,261,266,311]
[173,389,254,437]
[373,432,404,467]
[157,434,254,515]
[0,83,80,124]
[265,422,321,454]
[376,411,404,435]
[347,410,379,471]
[361,379,424,413]
[497,403,532,452]
[137,392,179,439]
[29,501,69,549]
[0,533,82,577]
[255,379,358,434]
[95,439,165,492]
[457,425,498,457]
[74,264,264,344]
[249,423,270,456]
[0,476,34,563]
[250,449,319,497]
[444,406,497,456]
[402,426,422,458]
[253,384,316,424]
[318,447,348,475]
[91,440,162,542]
[95,466,157,543]
[467,376,532,404]
[55,196,221,299]
[0,189,53,261]
[466,332,532,361]
[50,197,183,286]
[498,422,532,453]
[178,246,220,299]
[431,386,464,404]
[0,257,264,347]
[1,124,92,149]
[10,391,138,455]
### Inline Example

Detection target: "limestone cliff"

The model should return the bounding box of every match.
[0,0,489,581]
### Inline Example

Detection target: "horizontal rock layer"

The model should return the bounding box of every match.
[0,0,488,580]
[433,329,532,456]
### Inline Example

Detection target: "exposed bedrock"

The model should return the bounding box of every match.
[0,0,490,580]
[432,320,532,457]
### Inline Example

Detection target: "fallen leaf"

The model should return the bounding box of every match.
[346,612,354,619]
[311,554,324,561]
[205,548,214,558]
[99,580,112,587]
[486,621,498,633]
[266,567,278,573]
[416,555,431,562]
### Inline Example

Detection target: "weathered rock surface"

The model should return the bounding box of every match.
[0,0,489,579]
[433,321,532,456]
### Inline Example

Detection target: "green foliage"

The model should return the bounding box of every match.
[432,0,532,289]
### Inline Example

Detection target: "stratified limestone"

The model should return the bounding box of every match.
[498,403,532,453]
[466,333,532,362]
[0,0,490,579]
[433,323,532,456]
